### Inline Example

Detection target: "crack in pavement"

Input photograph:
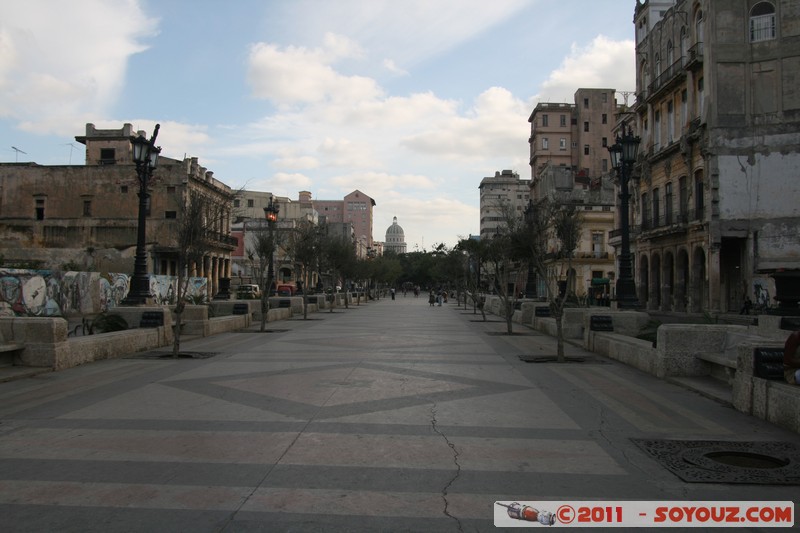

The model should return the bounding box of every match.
[430,403,464,533]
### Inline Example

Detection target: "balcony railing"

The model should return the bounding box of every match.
[648,57,687,98]
[685,42,703,69]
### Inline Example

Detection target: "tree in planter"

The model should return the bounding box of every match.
[171,188,232,357]
[246,197,282,331]
[283,219,322,320]
[511,197,583,362]
[319,232,353,312]
[456,236,490,320]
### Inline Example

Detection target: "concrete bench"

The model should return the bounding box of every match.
[0,343,24,353]
[733,344,800,434]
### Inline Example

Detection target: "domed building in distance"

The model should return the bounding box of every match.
[384,216,407,254]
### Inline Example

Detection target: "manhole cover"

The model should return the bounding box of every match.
[704,452,789,469]
[632,439,800,484]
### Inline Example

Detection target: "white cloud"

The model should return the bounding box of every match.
[0,0,158,132]
[382,58,408,76]
[246,34,384,105]
[536,35,636,103]
[400,87,529,160]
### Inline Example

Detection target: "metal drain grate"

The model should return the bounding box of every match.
[632,439,800,484]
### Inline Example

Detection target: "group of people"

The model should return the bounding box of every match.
[428,289,447,307]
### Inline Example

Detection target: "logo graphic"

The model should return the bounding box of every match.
[496,502,556,526]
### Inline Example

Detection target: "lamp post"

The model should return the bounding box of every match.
[608,123,641,309]
[523,199,537,299]
[122,124,161,305]
[263,196,279,296]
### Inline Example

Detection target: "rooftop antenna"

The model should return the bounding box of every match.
[11,146,27,162]
[62,142,78,164]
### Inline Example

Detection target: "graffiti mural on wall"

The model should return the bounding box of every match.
[0,269,208,317]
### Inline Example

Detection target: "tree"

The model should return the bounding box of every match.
[246,218,280,332]
[456,237,490,320]
[283,219,322,319]
[511,197,583,362]
[319,232,353,312]
[172,188,232,357]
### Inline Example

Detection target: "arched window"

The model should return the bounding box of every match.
[667,40,674,65]
[655,53,661,75]
[750,2,776,42]
[695,9,704,44]
[680,26,688,59]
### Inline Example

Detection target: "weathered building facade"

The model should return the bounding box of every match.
[528,89,620,300]
[0,123,236,298]
[632,0,800,313]
[478,170,531,240]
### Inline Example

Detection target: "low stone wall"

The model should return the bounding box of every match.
[733,342,800,434]
[656,324,755,378]
[586,331,658,375]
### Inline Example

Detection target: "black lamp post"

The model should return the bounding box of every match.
[523,199,537,299]
[263,196,279,296]
[608,123,641,309]
[122,124,161,305]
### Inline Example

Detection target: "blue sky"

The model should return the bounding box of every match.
[0,0,637,250]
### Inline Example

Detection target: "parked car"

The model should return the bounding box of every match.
[236,284,261,299]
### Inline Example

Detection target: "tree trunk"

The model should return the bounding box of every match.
[260,294,268,331]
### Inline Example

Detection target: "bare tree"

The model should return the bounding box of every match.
[512,197,583,362]
[246,218,281,332]
[172,188,232,357]
[283,219,322,319]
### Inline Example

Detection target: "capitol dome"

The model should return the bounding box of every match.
[384,216,407,254]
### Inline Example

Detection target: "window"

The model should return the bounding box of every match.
[584,145,590,156]
[750,2,776,42]
[641,193,649,228]
[695,174,704,214]
[667,40,674,65]
[654,110,661,150]
[121,185,128,194]
[83,200,91,217]
[99,148,116,165]
[696,10,704,45]
[247,199,254,208]
[233,199,240,208]
[655,53,661,75]
[592,232,604,256]
[602,113,607,124]
[584,121,589,132]
[681,89,688,126]
[542,137,549,150]
[602,92,608,103]
[602,137,607,147]
[652,188,660,225]
[560,114,567,127]
[35,198,45,220]
[602,159,608,172]
[680,26,688,58]
[667,101,675,142]
[542,114,549,127]
[697,77,704,117]
[679,176,688,218]
[165,211,177,219]
[583,98,589,108]
[559,138,567,150]
[167,186,176,194]
[665,182,673,224]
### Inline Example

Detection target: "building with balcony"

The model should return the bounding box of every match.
[0,123,236,298]
[528,89,620,300]
[478,170,530,240]
[631,0,800,313]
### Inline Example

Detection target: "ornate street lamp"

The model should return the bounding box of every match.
[608,123,640,309]
[122,124,161,305]
[263,196,280,296]
[523,199,537,299]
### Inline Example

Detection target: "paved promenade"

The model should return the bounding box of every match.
[0,296,796,531]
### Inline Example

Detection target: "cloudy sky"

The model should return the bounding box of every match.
[0,0,636,250]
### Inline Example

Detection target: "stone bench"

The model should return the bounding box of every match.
[733,343,800,434]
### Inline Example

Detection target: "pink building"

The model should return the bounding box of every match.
[313,190,376,250]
